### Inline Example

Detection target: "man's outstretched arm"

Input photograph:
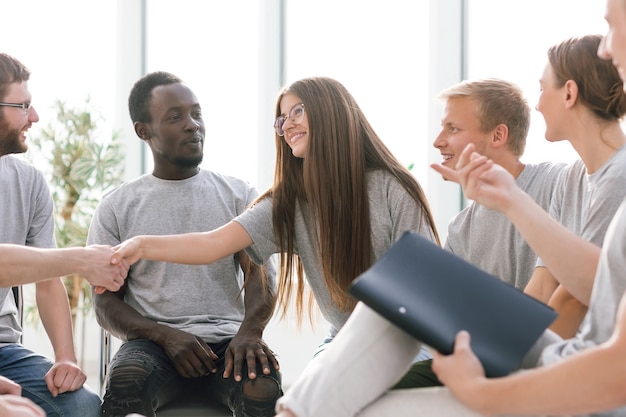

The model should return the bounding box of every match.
[0,244,127,291]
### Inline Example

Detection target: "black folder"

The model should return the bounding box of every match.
[349,231,557,377]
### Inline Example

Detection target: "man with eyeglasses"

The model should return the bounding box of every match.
[0,52,102,416]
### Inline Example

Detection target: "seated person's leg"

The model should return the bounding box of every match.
[102,339,185,417]
[202,339,283,417]
[276,303,423,417]
[392,359,442,389]
[0,344,101,417]
[356,386,484,417]
[315,336,432,363]
[393,328,567,389]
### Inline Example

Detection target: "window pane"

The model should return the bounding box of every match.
[1,1,117,133]
[285,1,431,182]
[467,0,607,163]
[146,1,262,184]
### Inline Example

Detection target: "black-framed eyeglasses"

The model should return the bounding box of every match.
[0,102,32,115]
[274,103,305,136]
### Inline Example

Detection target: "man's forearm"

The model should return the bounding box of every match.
[547,285,588,338]
[523,267,559,304]
[94,291,172,344]
[476,341,626,416]
[240,260,276,335]
[35,279,78,362]
[0,245,85,285]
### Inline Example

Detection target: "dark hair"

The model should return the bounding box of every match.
[128,71,183,123]
[548,34,626,121]
[0,53,30,102]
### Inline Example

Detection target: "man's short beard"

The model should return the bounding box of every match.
[0,119,26,156]
[172,154,203,169]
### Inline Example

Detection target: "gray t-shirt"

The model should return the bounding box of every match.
[539,199,626,417]
[538,144,626,266]
[0,155,55,345]
[87,170,261,344]
[445,162,564,290]
[235,169,438,337]
[531,146,626,416]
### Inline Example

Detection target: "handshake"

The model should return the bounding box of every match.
[89,239,142,294]
[0,242,144,294]
[89,235,149,293]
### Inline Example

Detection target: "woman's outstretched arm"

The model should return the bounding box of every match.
[113,220,254,267]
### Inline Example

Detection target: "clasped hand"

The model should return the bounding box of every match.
[86,245,130,295]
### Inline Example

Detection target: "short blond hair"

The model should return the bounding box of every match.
[438,78,530,157]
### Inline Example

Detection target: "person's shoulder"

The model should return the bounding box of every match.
[199,169,248,183]
[524,161,567,177]
[100,174,149,201]
[199,169,256,190]
[552,159,584,180]
[1,154,43,175]
[366,168,398,185]
[365,169,395,193]
[606,143,626,171]
[366,168,392,178]
[0,155,48,191]
[614,143,626,159]
[594,144,626,188]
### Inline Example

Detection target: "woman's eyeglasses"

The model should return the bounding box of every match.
[274,103,305,136]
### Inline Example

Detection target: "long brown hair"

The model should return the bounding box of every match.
[259,77,439,320]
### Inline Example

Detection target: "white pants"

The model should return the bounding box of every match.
[276,302,484,417]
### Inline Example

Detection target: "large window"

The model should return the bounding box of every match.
[285,1,431,180]
[144,1,432,192]
[4,0,610,197]
[145,1,264,186]
[2,1,118,133]
[466,0,608,164]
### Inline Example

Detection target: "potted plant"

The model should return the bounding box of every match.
[26,98,125,364]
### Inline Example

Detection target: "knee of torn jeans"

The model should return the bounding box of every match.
[106,350,157,394]
[241,375,281,402]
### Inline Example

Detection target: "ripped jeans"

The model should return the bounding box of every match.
[101,339,282,417]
